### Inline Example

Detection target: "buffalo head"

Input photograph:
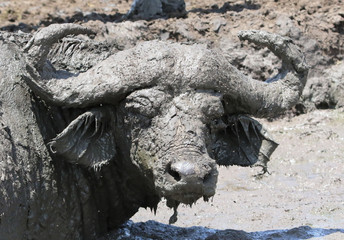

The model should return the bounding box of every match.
[23,24,308,209]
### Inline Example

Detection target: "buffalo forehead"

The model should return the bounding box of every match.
[173,91,223,116]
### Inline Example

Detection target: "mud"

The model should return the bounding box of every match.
[0,0,343,239]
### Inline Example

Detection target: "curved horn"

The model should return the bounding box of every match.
[219,30,308,117]
[23,44,160,108]
[24,26,308,113]
[24,23,95,71]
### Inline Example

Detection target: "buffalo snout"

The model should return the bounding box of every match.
[163,153,218,204]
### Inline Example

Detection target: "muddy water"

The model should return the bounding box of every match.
[101,220,344,239]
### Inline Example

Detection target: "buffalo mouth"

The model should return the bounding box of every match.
[157,153,218,205]
[161,171,217,205]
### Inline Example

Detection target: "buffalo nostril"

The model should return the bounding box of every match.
[171,161,196,177]
[167,163,181,181]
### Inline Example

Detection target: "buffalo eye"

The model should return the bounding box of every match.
[126,96,156,117]
[125,88,166,118]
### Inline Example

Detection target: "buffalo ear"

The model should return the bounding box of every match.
[48,107,116,169]
[212,115,278,172]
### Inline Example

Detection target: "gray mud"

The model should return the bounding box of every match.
[101,220,343,240]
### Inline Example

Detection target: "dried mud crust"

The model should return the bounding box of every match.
[1,0,343,60]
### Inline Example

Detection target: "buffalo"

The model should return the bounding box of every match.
[0,24,308,239]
